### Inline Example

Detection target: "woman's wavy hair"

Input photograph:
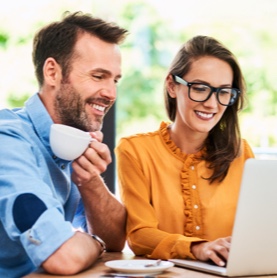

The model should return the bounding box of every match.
[32,11,128,88]
[164,35,246,183]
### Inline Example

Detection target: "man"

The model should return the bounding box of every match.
[0,12,128,276]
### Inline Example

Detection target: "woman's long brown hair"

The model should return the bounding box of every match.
[164,36,246,183]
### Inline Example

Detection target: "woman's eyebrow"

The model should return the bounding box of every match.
[191,79,232,87]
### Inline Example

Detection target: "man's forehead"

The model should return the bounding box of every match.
[69,33,122,76]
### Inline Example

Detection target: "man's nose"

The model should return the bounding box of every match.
[100,81,117,101]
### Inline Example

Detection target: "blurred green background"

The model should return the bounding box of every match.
[1,0,277,154]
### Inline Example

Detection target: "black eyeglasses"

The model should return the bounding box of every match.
[173,75,240,106]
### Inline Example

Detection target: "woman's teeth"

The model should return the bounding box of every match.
[196,111,213,119]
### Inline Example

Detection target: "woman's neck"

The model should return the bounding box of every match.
[168,123,208,154]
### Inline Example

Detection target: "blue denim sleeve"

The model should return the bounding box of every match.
[20,207,74,267]
[72,199,88,232]
[0,116,77,268]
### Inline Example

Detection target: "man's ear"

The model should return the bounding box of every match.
[43,57,62,86]
[166,74,177,98]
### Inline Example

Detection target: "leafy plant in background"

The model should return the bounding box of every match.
[0,32,8,49]
[1,0,277,147]
[117,1,277,146]
[7,93,30,108]
[116,1,182,134]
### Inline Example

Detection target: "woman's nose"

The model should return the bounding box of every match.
[203,92,218,107]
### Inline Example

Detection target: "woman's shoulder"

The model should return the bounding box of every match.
[240,138,255,158]
[120,129,160,141]
[116,122,170,150]
[118,122,169,142]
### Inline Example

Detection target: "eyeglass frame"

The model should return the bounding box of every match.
[172,75,240,106]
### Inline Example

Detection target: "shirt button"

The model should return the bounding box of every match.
[192,185,196,189]
[194,204,198,209]
[196,226,200,230]
[61,164,66,169]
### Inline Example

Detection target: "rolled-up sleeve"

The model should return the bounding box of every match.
[20,207,74,266]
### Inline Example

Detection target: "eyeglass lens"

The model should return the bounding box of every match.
[189,84,236,106]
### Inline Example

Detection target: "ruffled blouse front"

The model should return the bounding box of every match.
[160,122,206,238]
[115,121,254,259]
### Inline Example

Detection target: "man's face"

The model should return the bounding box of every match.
[54,33,122,132]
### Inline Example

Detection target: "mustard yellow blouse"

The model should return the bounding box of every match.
[115,122,254,260]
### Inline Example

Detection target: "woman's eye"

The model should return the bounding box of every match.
[192,85,209,92]
[220,89,230,95]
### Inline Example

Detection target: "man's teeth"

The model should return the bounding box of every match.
[92,104,105,112]
[196,111,213,119]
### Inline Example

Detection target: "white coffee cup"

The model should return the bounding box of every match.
[50,124,92,161]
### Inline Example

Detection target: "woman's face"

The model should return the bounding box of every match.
[169,56,233,136]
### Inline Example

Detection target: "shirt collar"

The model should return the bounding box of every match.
[25,93,53,149]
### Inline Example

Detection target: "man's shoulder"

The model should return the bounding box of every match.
[0,108,19,118]
[0,108,30,134]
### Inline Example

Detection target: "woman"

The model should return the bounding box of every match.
[115,36,254,267]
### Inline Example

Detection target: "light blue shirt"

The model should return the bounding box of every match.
[0,93,85,277]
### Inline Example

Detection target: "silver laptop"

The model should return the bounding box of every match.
[170,158,277,277]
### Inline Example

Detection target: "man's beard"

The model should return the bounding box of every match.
[54,83,104,132]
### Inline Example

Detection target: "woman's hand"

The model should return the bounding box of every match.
[191,236,231,266]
